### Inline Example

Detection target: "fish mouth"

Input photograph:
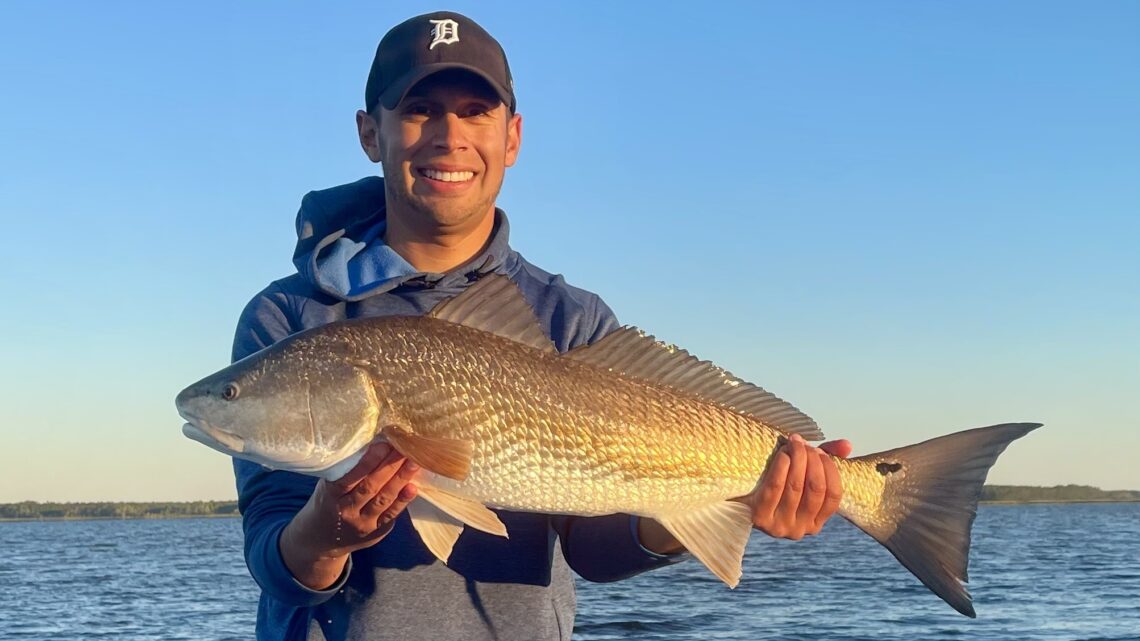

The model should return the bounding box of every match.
[182,420,246,455]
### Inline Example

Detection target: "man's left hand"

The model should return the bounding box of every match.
[745,434,852,540]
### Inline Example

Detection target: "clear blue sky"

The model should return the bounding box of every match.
[1,2,1136,502]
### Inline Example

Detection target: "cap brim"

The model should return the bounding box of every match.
[378,63,514,112]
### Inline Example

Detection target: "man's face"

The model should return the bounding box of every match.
[359,69,522,230]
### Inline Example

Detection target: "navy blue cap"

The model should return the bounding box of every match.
[365,11,515,113]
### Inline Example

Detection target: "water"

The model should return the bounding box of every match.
[575,503,1140,641]
[0,504,1136,640]
[0,518,257,640]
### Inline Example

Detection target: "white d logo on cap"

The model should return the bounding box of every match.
[429,19,460,49]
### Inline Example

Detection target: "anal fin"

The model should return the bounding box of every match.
[654,501,753,588]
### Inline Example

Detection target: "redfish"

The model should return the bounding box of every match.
[177,275,1038,617]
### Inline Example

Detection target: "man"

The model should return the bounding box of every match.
[233,11,851,641]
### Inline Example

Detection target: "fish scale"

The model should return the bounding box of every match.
[367,317,778,514]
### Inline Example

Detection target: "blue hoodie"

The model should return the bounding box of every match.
[232,177,680,641]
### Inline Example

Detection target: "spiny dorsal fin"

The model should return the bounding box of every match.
[429,275,557,354]
[567,327,823,440]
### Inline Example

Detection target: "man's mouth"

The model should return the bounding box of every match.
[417,168,475,183]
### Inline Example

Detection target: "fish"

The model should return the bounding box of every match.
[176,274,1040,617]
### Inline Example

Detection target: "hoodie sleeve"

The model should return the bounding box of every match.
[231,287,351,607]
[551,295,685,582]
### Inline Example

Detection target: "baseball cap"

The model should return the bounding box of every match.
[365,11,516,113]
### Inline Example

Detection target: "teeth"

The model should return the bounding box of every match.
[422,168,474,182]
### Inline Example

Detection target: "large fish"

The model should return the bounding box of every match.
[177,275,1039,617]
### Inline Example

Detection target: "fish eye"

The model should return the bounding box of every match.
[221,383,240,401]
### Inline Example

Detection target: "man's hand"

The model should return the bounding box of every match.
[279,441,420,590]
[747,434,852,540]
[637,435,852,554]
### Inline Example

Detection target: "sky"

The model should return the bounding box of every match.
[0,1,1136,503]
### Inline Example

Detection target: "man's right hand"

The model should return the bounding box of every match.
[279,441,420,590]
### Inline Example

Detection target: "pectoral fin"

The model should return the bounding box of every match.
[407,499,465,562]
[654,501,754,588]
[383,426,472,481]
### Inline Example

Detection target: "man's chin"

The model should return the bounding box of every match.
[405,198,494,229]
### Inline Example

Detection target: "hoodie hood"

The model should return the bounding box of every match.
[293,177,518,302]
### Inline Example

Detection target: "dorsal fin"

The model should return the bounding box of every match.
[430,275,557,354]
[567,327,824,440]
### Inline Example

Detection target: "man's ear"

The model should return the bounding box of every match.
[504,112,522,168]
[356,110,383,163]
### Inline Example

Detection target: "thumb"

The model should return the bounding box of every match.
[819,439,853,459]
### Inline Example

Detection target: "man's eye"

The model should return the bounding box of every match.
[406,104,432,116]
[464,105,491,117]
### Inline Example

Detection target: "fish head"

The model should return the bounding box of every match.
[175,339,381,475]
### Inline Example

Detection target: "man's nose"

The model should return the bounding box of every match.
[431,113,468,151]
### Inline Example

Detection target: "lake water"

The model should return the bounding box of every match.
[0,504,1136,640]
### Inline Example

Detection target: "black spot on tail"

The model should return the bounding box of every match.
[876,462,902,475]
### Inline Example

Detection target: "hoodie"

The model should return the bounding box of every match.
[231,177,680,641]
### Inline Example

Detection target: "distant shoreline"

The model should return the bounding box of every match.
[1,496,1137,522]
[981,498,1140,505]
[0,513,241,523]
[0,500,240,522]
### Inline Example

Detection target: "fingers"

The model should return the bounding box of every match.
[797,448,827,530]
[338,447,409,514]
[773,434,808,532]
[819,439,853,459]
[358,459,420,522]
[752,442,791,525]
[331,441,394,494]
[323,447,420,546]
[376,484,418,531]
[814,451,844,531]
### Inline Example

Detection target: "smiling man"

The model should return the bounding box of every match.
[362,65,519,275]
[232,11,850,641]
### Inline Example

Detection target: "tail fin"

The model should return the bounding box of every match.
[839,422,1041,617]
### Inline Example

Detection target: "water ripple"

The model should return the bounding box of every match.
[0,504,1136,640]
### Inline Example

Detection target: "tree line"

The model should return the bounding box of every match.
[981,484,1140,502]
[2,485,1137,520]
[0,500,240,520]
